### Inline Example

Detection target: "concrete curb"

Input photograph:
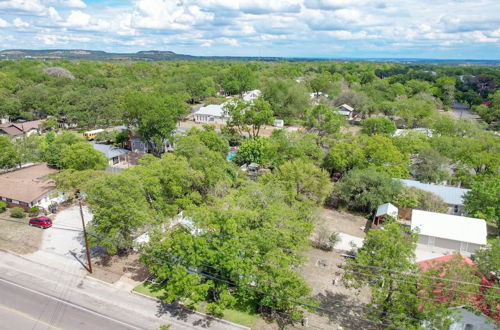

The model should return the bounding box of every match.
[131,290,251,330]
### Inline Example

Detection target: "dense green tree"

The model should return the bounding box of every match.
[392,131,431,154]
[412,148,450,183]
[262,79,310,120]
[263,159,331,205]
[11,134,43,166]
[184,126,229,155]
[141,183,315,326]
[332,168,402,212]
[394,95,435,127]
[474,238,500,275]
[86,171,155,254]
[304,104,345,138]
[221,65,257,95]
[342,221,449,329]
[267,130,324,168]
[225,99,274,138]
[0,136,18,168]
[393,187,448,213]
[123,91,189,156]
[41,131,83,168]
[362,135,410,178]
[233,137,273,167]
[60,142,108,170]
[361,117,396,136]
[323,140,364,175]
[308,71,333,96]
[464,175,500,235]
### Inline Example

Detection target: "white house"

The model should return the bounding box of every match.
[399,179,470,215]
[193,104,230,125]
[410,210,487,255]
[242,89,261,102]
[393,128,434,138]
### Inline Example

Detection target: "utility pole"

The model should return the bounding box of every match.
[78,198,93,273]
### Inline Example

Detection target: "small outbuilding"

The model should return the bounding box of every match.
[92,143,130,166]
[410,210,487,255]
[373,203,398,226]
[337,104,354,119]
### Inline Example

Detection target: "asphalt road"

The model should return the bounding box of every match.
[0,278,139,330]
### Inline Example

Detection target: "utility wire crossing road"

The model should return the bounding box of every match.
[0,278,140,330]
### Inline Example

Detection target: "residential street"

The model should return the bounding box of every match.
[0,278,138,330]
[0,251,248,330]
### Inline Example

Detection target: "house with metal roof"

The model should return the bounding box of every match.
[398,179,470,215]
[410,210,487,255]
[92,143,130,166]
[192,103,230,125]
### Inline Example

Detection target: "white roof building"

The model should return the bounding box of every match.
[192,103,230,124]
[242,89,261,102]
[411,210,487,254]
[375,203,399,218]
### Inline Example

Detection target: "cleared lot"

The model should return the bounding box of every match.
[0,214,43,254]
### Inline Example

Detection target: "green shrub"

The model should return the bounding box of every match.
[28,206,39,217]
[10,207,26,218]
[0,201,6,213]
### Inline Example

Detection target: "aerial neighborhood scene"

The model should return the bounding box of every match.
[0,1,499,330]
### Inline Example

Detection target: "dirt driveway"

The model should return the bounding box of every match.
[26,205,92,272]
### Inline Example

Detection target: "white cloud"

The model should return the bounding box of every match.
[13,17,30,27]
[48,7,61,20]
[0,0,45,14]
[59,0,86,8]
[65,10,90,27]
[0,18,10,27]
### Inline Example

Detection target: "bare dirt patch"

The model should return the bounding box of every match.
[0,214,43,254]
[90,252,149,284]
[316,208,368,238]
[296,248,374,330]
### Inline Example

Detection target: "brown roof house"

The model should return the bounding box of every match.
[0,163,66,210]
[0,119,44,137]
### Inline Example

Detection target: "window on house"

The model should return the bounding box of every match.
[6,198,12,203]
[454,205,459,213]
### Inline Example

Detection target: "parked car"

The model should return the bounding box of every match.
[28,216,52,229]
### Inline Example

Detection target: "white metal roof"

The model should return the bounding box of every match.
[399,179,469,206]
[410,210,487,245]
[375,203,398,218]
[338,104,354,112]
[194,104,228,117]
[242,89,261,102]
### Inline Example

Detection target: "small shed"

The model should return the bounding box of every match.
[337,104,354,119]
[410,210,487,255]
[274,119,284,127]
[373,203,398,226]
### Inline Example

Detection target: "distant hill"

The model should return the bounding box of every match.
[0,49,194,61]
[0,49,498,65]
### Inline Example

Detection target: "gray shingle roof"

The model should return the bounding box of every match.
[399,179,470,206]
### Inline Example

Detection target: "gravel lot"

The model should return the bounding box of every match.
[26,205,92,272]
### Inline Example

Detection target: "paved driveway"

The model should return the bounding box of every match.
[26,205,92,272]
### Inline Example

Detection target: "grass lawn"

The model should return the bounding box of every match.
[133,282,260,328]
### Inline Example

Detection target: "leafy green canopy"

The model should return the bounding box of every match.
[141,182,316,326]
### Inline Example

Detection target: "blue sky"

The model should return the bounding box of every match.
[0,0,499,59]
